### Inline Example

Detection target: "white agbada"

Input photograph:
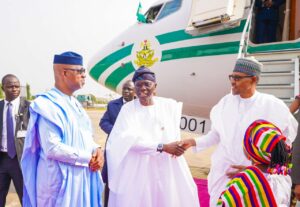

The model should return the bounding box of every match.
[106,97,200,207]
[194,91,297,206]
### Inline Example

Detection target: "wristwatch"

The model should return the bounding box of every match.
[157,143,164,153]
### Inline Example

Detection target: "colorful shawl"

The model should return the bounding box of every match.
[217,166,277,207]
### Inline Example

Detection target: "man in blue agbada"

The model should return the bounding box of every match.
[21,51,104,207]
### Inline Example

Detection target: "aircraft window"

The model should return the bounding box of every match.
[145,4,163,23]
[157,0,182,20]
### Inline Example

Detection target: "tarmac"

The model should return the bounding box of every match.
[6,109,215,206]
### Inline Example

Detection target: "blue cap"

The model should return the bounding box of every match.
[132,66,156,83]
[53,51,83,65]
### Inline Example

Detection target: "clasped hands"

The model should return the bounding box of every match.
[89,147,104,172]
[163,138,196,157]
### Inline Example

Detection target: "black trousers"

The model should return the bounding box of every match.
[104,184,109,207]
[102,149,109,207]
[0,152,23,207]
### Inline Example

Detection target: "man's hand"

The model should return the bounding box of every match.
[163,142,186,157]
[226,165,246,179]
[294,185,300,201]
[179,139,196,150]
[89,148,104,172]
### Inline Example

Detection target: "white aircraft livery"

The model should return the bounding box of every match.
[88,0,300,134]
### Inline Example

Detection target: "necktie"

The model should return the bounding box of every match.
[7,103,16,158]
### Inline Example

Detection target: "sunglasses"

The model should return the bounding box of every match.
[228,75,253,81]
[64,67,86,74]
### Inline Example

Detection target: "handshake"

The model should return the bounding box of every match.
[162,138,196,157]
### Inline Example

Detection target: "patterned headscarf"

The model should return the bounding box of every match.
[243,119,286,165]
[217,166,277,207]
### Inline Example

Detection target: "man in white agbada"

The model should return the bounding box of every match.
[106,66,200,207]
[182,57,298,206]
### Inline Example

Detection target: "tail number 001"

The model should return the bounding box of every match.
[180,116,210,134]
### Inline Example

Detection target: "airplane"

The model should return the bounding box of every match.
[88,0,300,134]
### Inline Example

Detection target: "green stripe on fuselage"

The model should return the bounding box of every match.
[105,41,240,90]
[156,20,246,45]
[161,41,240,61]
[89,21,246,82]
[104,62,135,91]
[90,20,247,89]
[247,41,300,53]
[89,44,133,81]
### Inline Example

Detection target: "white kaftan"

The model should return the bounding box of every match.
[194,91,297,206]
[106,97,200,207]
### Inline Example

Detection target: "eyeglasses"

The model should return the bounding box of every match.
[64,68,86,74]
[228,75,253,81]
[135,80,155,88]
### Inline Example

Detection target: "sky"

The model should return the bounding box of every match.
[0,0,156,98]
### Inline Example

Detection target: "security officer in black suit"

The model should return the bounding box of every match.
[0,74,30,207]
[255,0,285,43]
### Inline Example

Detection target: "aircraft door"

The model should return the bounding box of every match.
[186,0,248,36]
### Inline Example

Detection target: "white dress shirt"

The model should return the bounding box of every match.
[1,97,20,152]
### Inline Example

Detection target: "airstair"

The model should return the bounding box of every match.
[255,58,299,105]
[237,0,300,106]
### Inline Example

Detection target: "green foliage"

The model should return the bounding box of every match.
[0,84,3,99]
[76,93,109,105]
[86,94,108,104]
[96,97,109,104]
[90,94,97,103]
[26,83,32,100]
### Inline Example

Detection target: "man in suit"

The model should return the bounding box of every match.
[100,80,135,134]
[99,79,135,207]
[255,0,285,43]
[0,74,30,206]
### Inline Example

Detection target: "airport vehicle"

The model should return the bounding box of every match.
[88,0,300,134]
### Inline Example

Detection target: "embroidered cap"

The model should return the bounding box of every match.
[233,57,262,77]
[53,51,83,65]
[132,66,156,83]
